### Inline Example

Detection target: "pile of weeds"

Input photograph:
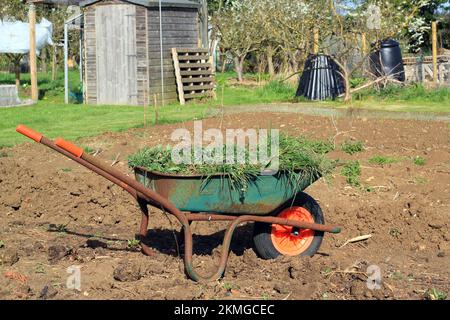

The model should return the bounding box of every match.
[341,140,365,155]
[341,160,361,187]
[128,134,335,192]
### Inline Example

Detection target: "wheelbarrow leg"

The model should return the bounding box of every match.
[178,220,192,249]
[137,198,156,257]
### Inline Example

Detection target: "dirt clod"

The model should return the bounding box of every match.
[86,239,108,249]
[48,245,71,264]
[288,266,299,280]
[0,248,19,266]
[113,261,142,282]
[39,285,58,300]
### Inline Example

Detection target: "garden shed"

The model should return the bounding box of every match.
[80,0,203,106]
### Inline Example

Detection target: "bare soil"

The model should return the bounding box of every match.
[0,112,449,300]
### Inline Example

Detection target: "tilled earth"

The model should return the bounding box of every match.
[0,112,449,300]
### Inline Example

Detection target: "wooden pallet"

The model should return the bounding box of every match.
[403,54,450,65]
[172,47,216,105]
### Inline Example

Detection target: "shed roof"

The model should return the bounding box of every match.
[80,0,200,9]
[27,0,82,4]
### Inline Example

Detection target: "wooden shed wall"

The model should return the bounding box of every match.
[83,2,199,106]
[147,7,199,104]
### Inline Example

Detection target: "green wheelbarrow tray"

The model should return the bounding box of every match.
[134,167,321,215]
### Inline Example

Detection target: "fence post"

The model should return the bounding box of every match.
[313,29,319,54]
[29,2,38,101]
[361,33,367,55]
[432,21,438,86]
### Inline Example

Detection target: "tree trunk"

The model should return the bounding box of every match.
[14,60,21,90]
[234,56,245,83]
[332,58,352,103]
[279,52,290,75]
[52,45,57,81]
[341,64,351,102]
[267,46,275,77]
[343,75,351,102]
[221,50,226,73]
[41,46,47,73]
[288,50,298,75]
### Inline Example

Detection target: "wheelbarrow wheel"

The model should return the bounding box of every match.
[252,192,324,260]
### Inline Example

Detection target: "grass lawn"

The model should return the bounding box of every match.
[1,70,450,148]
[0,102,213,147]
[0,71,297,147]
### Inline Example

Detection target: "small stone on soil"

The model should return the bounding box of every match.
[85,239,108,249]
[113,261,142,282]
[15,285,33,299]
[288,266,299,280]
[349,282,365,298]
[429,223,444,230]
[39,285,58,300]
[48,245,71,264]
[0,248,19,266]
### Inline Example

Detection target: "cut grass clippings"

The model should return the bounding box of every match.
[128,134,335,191]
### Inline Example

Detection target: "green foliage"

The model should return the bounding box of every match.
[0,240,4,248]
[128,134,335,192]
[299,138,335,155]
[127,239,141,249]
[357,84,450,105]
[369,156,398,166]
[350,77,366,88]
[222,282,234,291]
[255,80,296,100]
[35,264,45,274]
[413,156,426,166]
[81,146,95,155]
[47,223,68,233]
[0,71,81,100]
[341,161,361,187]
[341,140,365,155]
[424,288,447,300]
[1,68,449,150]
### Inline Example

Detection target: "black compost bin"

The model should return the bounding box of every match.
[369,39,405,82]
[296,54,345,101]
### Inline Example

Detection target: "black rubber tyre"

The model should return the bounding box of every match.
[252,192,324,260]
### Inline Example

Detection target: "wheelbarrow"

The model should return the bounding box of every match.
[16,125,341,282]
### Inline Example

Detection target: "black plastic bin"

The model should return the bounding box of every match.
[369,39,405,82]
[296,54,345,101]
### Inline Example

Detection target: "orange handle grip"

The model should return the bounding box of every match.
[16,125,43,143]
[55,138,84,158]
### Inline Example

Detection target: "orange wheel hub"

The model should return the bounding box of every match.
[271,206,315,256]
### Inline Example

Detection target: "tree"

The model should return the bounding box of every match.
[255,0,318,77]
[212,0,263,82]
[319,0,434,102]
